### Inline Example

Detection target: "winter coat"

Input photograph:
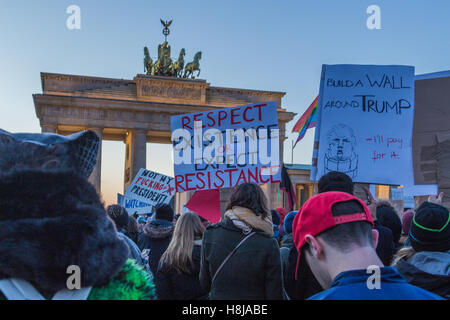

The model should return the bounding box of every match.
[374,221,395,266]
[117,230,144,266]
[280,233,294,288]
[138,219,174,275]
[200,217,284,300]
[396,251,450,299]
[285,246,323,300]
[154,242,208,300]
[0,170,156,300]
[309,267,443,300]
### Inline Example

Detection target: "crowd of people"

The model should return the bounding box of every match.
[0,129,448,300]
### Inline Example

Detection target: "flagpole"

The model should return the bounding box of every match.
[291,139,294,164]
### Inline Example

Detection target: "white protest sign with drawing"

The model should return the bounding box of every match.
[311,64,415,185]
[123,169,175,214]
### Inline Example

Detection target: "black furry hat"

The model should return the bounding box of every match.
[0,169,129,293]
[155,203,174,222]
[0,129,99,177]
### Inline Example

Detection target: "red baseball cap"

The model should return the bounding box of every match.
[292,191,374,279]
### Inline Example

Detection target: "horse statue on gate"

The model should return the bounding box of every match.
[143,47,153,75]
[152,41,173,76]
[171,48,186,77]
[183,51,202,79]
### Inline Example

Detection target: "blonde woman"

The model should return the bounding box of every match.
[154,211,208,300]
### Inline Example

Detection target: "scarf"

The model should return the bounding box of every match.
[224,206,273,236]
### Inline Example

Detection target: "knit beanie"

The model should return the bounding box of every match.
[283,211,298,234]
[409,202,450,252]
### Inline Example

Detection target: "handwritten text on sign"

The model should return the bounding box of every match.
[312,64,415,185]
[125,169,175,210]
[171,102,281,192]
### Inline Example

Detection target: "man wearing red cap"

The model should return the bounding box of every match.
[292,191,443,300]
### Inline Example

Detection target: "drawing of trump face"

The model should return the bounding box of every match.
[326,124,356,161]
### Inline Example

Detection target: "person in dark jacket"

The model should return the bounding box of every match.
[126,215,140,244]
[271,209,281,243]
[361,190,396,265]
[280,211,297,289]
[275,207,288,239]
[200,183,284,300]
[107,204,144,266]
[138,204,175,275]
[376,200,403,253]
[393,196,450,299]
[155,211,208,300]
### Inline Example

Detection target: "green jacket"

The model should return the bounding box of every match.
[200,218,284,300]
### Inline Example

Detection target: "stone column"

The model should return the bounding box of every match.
[270,121,286,209]
[124,129,147,191]
[88,127,103,193]
[41,124,57,133]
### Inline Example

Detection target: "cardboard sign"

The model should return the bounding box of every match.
[117,193,124,206]
[391,188,404,201]
[413,72,450,186]
[171,102,281,192]
[311,64,415,185]
[124,169,175,213]
[404,195,416,209]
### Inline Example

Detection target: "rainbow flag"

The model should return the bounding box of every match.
[293,95,318,147]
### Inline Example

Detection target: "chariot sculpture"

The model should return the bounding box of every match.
[143,19,202,79]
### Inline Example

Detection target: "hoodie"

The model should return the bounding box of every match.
[396,251,450,299]
[138,219,175,275]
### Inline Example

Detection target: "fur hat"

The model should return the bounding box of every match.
[0,129,99,177]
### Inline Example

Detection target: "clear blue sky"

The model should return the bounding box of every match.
[1,0,449,204]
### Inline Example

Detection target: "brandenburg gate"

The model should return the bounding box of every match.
[32,20,295,210]
[33,72,295,209]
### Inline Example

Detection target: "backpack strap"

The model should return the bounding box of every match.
[0,278,45,300]
[0,278,92,300]
[211,232,256,284]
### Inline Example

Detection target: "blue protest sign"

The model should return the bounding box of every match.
[171,101,281,192]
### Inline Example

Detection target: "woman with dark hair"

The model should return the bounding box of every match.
[376,200,403,252]
[199,183,284,300]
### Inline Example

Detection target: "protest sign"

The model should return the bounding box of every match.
[119,192,152,215]
[413,72,450,208]
[171,101,281,192]
[391,188,404,201]
[123,196,154,215]
[404,195,415,209]
[185,189,221,223]
[117,193,124,206]
[311,64,415,185]
[124,168,175,213]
